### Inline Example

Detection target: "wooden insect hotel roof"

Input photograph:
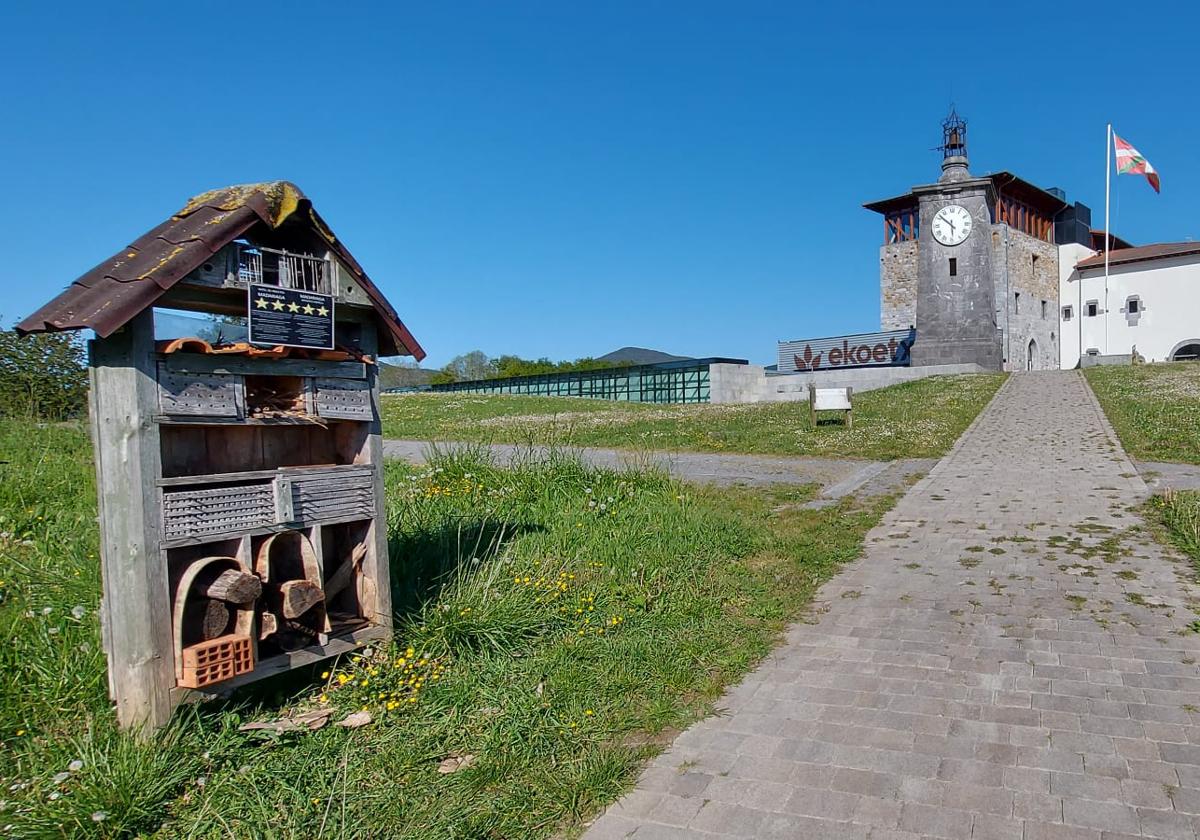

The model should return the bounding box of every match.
[16,181,425,360]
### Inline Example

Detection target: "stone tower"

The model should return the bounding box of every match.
[909,110,1003,370]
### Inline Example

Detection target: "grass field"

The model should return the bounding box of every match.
[1085,363,1200,464]
[0,420,893,838]
[382,373,1007,461]
[1151,490,1200,575]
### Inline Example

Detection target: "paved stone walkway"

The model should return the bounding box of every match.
[585,371,1200,840]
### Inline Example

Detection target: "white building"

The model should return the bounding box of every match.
[1059,242,1200,368]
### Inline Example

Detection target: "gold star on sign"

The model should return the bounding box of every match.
[287,302,301,313]
[302,304,315,315]
[254,298,269,309]
[317,306,330,317]
[271,300,285,311]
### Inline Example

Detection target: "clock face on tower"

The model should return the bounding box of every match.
[931,204,973,246]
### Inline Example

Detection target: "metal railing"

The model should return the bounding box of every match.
[237,245,330,294]
[431,358,748,404]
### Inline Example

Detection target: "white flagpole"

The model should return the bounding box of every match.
[1104,123,1112,354]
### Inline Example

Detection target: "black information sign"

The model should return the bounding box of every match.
[247,284,335,350]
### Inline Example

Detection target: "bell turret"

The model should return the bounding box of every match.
[938,106,970,182]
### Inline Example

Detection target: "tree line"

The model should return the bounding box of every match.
[0,322,88,420]
[428,351,618,385]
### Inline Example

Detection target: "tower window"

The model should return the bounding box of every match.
[1015,292,1020,313]
[1086,300,1099,317]
[1062,305,1073,321]
[949,258,957,277]
[1032,254,1040,272]
[1041,300,1047,319]
[1127,298,1140,314]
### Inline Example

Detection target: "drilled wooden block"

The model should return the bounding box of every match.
[157,364,242,417]
[178,634,253,688]
[313,378,373,421]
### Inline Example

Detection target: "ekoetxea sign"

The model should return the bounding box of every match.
[247,284,335,350]
[778,328,916,373]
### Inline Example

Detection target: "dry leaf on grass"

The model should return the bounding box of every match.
[336,711,373,729]
[239,709,332,733]
[437,753,476,774]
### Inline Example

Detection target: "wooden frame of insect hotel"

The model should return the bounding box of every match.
[17,182,426,731]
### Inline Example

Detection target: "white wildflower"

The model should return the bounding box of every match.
[70,606,85,620]
[91,811,107,822]
[67,760,83,772]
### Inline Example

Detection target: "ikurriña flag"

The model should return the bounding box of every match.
[1113,132,1161,193]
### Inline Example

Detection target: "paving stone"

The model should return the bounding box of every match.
[583,372,1200,839]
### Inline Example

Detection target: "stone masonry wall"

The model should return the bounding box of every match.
[992,227,1059,370]
[880,240,919,330]
[708,362,987,403]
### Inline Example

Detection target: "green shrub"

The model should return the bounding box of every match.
[0,325,88,420]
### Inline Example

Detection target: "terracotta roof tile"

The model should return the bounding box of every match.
[1075,242,1200,271]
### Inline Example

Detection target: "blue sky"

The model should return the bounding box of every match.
[2,1,1194,367]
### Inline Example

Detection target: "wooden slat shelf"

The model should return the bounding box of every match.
[160,353,366,380]
[171,622,390,701]
[160,513,373,550]
[155,414,344,427]
[157,464,350,487]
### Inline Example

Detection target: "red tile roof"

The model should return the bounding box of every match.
[1075,242,1200,271]
[16,182,425,360]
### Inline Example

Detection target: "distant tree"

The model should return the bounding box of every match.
[433,350,498,384]
[379,359,435,389]
[428,351,621,385]
[0,322,88,420]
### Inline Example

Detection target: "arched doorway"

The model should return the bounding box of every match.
[1171,340,1200,362]
[1027,339,1038,371]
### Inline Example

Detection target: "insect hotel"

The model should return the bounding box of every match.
[16,182,425,731]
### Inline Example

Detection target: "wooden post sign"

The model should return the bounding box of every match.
[809,385,853,429]
[14,182,427,732]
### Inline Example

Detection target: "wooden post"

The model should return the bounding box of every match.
[358,321,393,630]
[808,384,816,429]
[845,386,854,429]
[89,311,175,734]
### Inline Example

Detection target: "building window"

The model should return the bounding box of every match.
[1041,300,1047,319]
[1086,301,1099,317]
[1125,295,1143,326]
[1032,254,1039,272]
[949,258,957,277]
[1014,292,1020,313]
[1062,305,1073,321]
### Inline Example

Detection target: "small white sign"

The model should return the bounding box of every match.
[812,388,852,411]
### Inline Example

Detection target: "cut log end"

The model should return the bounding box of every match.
[278,579,324,619]
[201,569,263,605]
